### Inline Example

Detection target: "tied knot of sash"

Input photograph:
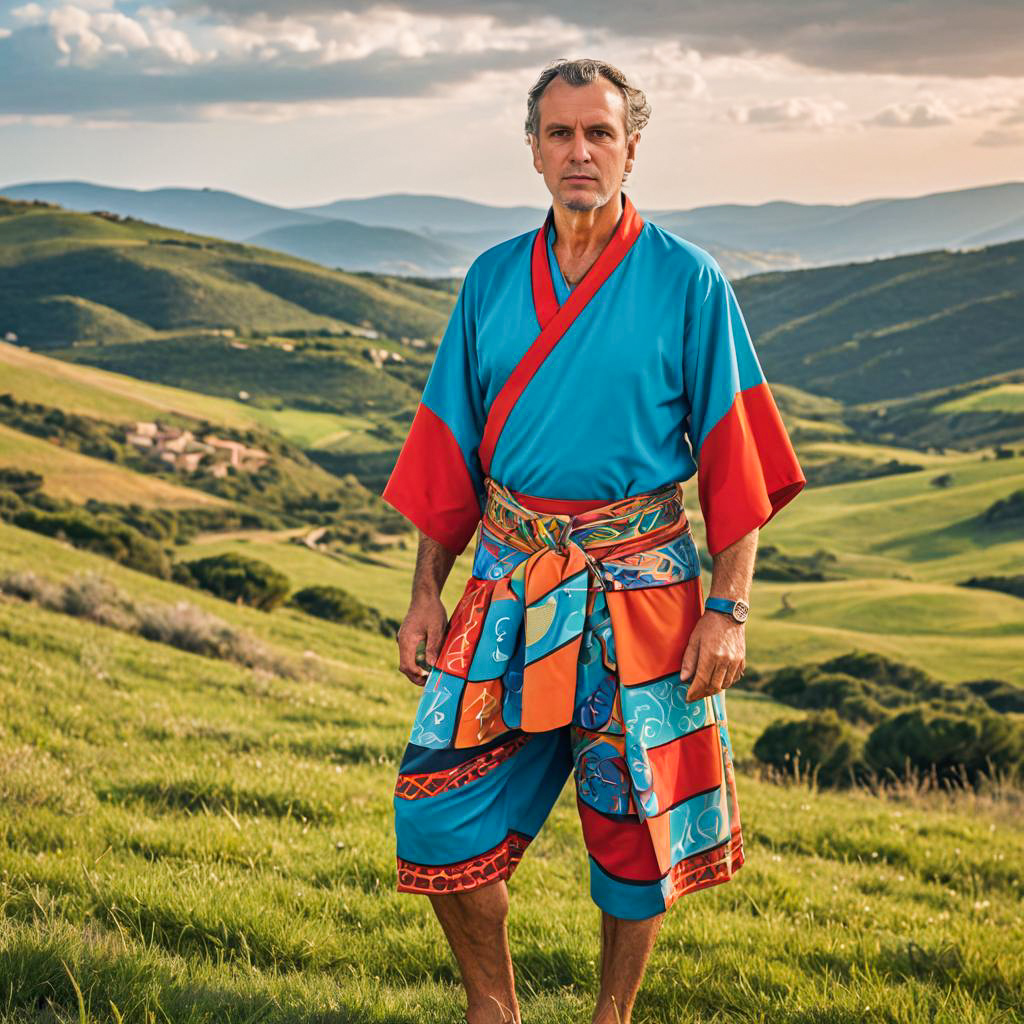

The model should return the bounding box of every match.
[509,532,597,733]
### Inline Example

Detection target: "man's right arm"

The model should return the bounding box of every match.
[395,530,458,686]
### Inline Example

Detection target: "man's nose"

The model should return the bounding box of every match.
[570,129,591,161]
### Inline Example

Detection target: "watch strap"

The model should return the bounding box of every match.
[705,597,738,616]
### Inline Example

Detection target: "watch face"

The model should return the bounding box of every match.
[733,600,749,622]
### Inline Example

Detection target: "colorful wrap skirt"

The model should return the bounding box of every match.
[393,475,745,919]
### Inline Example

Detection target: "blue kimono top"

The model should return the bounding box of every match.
[382,191,805,558]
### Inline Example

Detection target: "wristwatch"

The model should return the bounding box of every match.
[705,596,749,623]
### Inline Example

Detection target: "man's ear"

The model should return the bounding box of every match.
[624,131,640,172]
[527,132,543,173]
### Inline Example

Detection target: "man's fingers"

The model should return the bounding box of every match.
[686,645,715,701]
[424,619,447,669]
[678,636,699,683]
[723,658,745,689]
[397,624,428,684]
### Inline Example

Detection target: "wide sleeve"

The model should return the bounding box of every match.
[381,266,488,556]
[682,261,806,557]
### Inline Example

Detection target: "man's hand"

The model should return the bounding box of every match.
[679,611,746,702]
[397,593,449,686]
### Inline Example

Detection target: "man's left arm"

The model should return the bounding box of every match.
[679,257,807,700]
[682,527,757,701]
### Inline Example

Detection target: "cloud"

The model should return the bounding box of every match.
[0,15,561,121]
[975,127,1024,147]
[727,96,848,131]
[867,98,956,128]
[0,4,581,120]
[167,0,1024,78]
[3,1,1023,127]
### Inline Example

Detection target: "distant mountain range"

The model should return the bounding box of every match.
[2,179,1021,280]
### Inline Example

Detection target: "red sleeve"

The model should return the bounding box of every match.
[684,263,806,557]
[382,270,487,556]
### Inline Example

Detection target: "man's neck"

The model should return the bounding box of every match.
[550,189,623,261]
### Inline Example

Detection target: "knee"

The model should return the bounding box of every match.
[431,879,510,929]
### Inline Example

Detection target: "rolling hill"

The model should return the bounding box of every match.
[1,512,1021,1021]
[0,196,449,347]
[733,236,1024,404]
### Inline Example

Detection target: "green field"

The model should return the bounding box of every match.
[934,384,1024,415]
[1,520,1022,1023]
[0,341,376,452]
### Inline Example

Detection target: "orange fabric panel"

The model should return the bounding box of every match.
[604,579,704,686]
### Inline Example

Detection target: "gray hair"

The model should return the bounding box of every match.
[524,58,652,141]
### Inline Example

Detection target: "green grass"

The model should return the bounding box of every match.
[934,384,1024,415]
[0,521,1022,1023]
[0,341,382,452]
[175,448,1024,687]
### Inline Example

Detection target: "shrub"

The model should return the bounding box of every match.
[10,507,171,578]
[289,584,399,637]
[178,553,290,611]
[0,569,298,677]
[864,707,1024,784]
[963,679,1024,714]
[753,710,864,787]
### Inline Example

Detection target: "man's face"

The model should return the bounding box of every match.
[529,76,639,213]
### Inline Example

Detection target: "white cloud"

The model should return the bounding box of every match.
[642,41,708,101]
[10,3,47,24]
[867,97,955,127]
[727,96,848,131]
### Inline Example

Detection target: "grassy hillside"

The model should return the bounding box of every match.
[735,237,1024,405]
[1,518,1022,1023]
[0,197,448,346]
[4,196,1023,496]
[0,341,374,451]
[177,445,1024,688]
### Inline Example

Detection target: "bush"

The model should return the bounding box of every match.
[10,507,171,578]
[289,584,399,637]
[177,553,290,611]
[864,707,1024,784]
[0,569,298,677]
[753,710,864,787]
[963,679,1024,714]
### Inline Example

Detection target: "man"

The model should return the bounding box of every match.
[381,57,805,1024]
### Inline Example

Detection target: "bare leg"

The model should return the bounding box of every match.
[428,880,521,1024]
[591,909,665,1024]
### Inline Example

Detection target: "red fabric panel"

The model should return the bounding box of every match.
[646,725,723,810]
[577,798,663,882]
[530,210,559,329]
[381,401,483,556]
[697,379,806,557]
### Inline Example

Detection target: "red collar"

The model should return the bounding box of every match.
[530,192,644,329]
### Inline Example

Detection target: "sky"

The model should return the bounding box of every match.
[1,0,1023,211]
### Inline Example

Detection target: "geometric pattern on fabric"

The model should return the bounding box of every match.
[394,731,531,800]
[396,829,533,894]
